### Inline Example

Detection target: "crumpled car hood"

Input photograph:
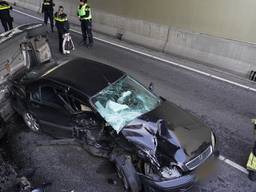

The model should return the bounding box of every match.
[121,100,212,165]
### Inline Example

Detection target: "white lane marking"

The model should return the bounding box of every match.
[14,9,44,21]
[13,9,256,94]
[13,8,253,175]
[218,155,249,175]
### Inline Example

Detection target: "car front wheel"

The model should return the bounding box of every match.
[23,112,40,132]
[112,153,141,192]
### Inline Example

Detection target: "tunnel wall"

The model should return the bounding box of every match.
[9,0,256,77]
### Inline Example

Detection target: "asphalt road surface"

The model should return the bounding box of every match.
[0,6,256,192]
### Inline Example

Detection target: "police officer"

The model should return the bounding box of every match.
[0,0,13,32]
[54,6,69,54]
[247,119,256,181]
[42,0,55,32]
[77,0,93,47]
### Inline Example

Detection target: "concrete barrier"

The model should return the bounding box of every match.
[92,10,169,51]
[11,0,41,12]
[8,0,256,77]
[164,28,256,76]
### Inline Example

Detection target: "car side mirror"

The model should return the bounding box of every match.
[148,82,154,92]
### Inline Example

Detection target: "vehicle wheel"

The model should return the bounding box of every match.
[113,154,141,192]
[23,112,40,132]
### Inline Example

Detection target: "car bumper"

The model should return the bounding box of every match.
[140,174,196,192]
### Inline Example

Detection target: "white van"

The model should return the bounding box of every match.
[0,23,52,139]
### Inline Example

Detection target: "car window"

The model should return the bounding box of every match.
[90,76,161,133]
[40,86,64,107]
[72,97,92,112]
[30,87,40,102]
[58,93,92,113]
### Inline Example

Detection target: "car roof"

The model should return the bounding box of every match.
[42,58,125,97]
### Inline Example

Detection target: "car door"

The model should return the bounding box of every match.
[59,90,104,136]
[27,83,74,138]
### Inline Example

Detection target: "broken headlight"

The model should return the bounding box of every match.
[160,166,181,179]
[144,162,181,180]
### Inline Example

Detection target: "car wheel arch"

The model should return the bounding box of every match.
[110,149,142,192]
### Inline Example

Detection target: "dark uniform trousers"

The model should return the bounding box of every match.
[42,0,54,31]
[44,10,54,30]
[0,14,12,31]
[58,32,64,53]
[81,19,93,45]
[0,1,13,32]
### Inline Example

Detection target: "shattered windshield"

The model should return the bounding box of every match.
[90,76,161,133]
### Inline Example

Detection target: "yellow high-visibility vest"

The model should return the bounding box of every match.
[43,0,51,6]
[77,4,92,20]
[247,152,256,171]
[0,4,11,10]
[54,16,68,22]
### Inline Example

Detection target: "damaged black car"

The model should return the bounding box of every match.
[10,58,217,192]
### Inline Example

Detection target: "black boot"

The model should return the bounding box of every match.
[249,170,256,181]
[88,43,93,48]
[253,142,256,155]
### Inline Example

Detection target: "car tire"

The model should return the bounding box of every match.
[23,112,40,132]
[113,154,141,192]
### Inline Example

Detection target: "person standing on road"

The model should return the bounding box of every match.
[247,119,256,181]
[54,6,69,54]
[0,0,13,32]
[77,0,93,47]
[42,0,55,32]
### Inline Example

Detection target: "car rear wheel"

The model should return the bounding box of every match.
[23,112,40,132]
